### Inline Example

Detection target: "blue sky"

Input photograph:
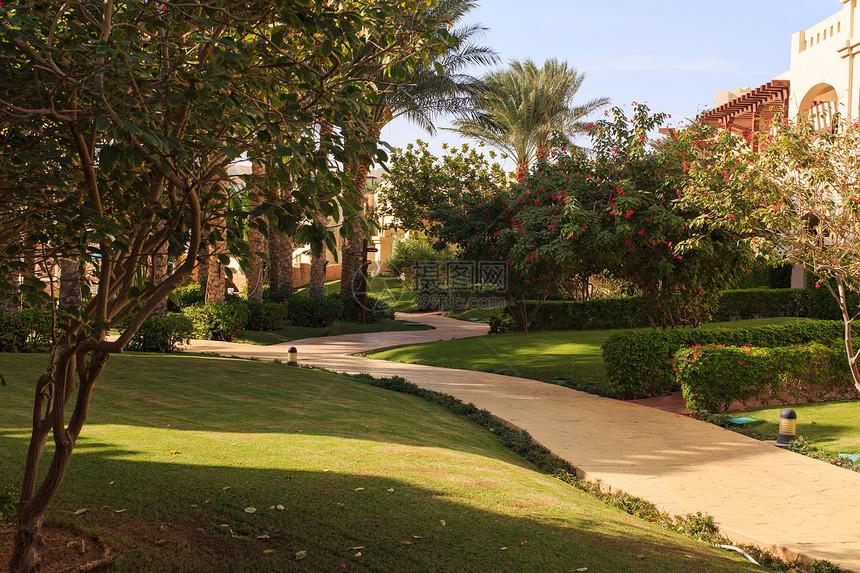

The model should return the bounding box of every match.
[381,0,840,169]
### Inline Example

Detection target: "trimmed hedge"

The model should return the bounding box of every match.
[518,288,811,332]
[602,320,849,399]
[127,313,193,353]
[182,302,250,341]
[0,309,51,352]
[676,343,858,413]
[284,296,343,327]
[710,289,809,322]
[341,294,394,324]
[245,300,289,331]
[525,298,649,331]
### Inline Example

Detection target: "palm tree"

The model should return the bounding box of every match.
[452,59,609,180]
[339,0,498,303]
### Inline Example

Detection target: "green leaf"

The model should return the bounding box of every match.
[95,116,111,131]
[98,145,120,173]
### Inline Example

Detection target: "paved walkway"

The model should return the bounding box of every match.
[186,313,860,571]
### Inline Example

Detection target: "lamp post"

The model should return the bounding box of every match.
[360,238,378,324]
[287,347,298,367]
[777,408,797,445]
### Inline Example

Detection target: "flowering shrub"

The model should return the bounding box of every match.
[677,343,858,413]
[0,309,51,352]
[602,320,850,399]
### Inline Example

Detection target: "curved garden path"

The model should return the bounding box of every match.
[185,313,860,571]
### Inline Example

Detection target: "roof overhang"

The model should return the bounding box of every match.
[699,80,790,135]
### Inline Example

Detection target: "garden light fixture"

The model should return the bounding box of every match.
[776,408,797,445]
[287,347,298,367]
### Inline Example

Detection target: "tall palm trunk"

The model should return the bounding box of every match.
[152,241,169,317]
[206,215,227,304]
[246,160,268,302]
[341,125,379,306]
[57,259,81,312]
[267,180,294,299]
[309,213,328,299]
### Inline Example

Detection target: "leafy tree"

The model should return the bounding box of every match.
[378,140,509,234]
[585,105,755,328]
[0,2,452,570]
[452,58,609,180]
[684,115,860,393]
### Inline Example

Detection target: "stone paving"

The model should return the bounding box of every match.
[186,313,860,571]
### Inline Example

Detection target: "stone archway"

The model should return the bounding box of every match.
[798,83,839,130]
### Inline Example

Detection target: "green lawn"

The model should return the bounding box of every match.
[235,318,431,346]
[369,318,810,394]
[0,353,759,572]
[732,400,860,455]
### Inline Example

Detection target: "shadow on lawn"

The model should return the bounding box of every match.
[0,440,761,573]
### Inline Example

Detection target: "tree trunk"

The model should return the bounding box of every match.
[246,160,267,302]
[309,214,328,299]
[206,216,226,304]
[341,161,369,307]
[58,258,81,312]
[152,243,169,317]
[196,243,209,296]
[268,229,293,299]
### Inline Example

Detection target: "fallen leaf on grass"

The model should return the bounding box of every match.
[256,535,270,539]
[386,488,394,492]
[244,507,257,514]
[412,535,422,539]
[354,488,365,492]
[276,504,285,510]
[66,541,80,549]
[74,508,89,515]
[155,539,168,547]
[351,546,364,550]
[500,547,507,551]
[399,541,412,546]
[114,509,127,514]
[439,520,446,527]
[353,552,362,558]
[220,524,230,528]
[637,554,645,560]
[222,486,231,491]
[295,550,307,560]
[263,549,275,554]
[169,450,180,454]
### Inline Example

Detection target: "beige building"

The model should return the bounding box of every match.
[699,0,860,288]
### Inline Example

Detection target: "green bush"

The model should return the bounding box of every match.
[182,302,249,341]
[602,320,848,399]
[711,288,808,322]
[523,298,649,331]
[284,296,342,327]
[805,276,860,320]
[0,309,51,352]
[386,235,455,283]
[521,289,809,332]
[171,284,204,309]
[341,294,394,323]
[245,300,288,331]
[127,313,193,353]
[677,343,858,413]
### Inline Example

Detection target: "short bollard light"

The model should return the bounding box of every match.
[287,347,298,367]
[777,408,797,445]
